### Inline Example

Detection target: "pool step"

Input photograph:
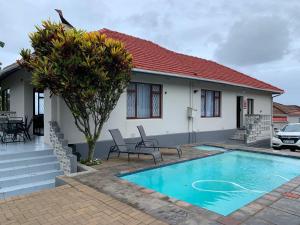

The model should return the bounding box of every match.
[0,149,62,199]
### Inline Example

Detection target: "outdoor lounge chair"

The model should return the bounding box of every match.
[107,129,162,164]
[137,125,182,158]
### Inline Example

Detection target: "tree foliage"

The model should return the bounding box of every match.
[0,41,4,70]
[19,21,133,161]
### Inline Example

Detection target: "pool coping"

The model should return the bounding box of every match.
[117,146,300,216]
[73,144,300,225]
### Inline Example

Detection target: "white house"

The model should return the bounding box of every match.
[0,29,283,159]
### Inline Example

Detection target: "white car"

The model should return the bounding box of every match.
[272,123,300,151]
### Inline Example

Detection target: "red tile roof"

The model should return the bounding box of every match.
[99,28,283,93]
[273,102,300,116]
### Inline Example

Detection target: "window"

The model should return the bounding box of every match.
[34,91,44,115]
[127,82,162,119]
[247,99,254,115]
[201,90,221,117]
[1,89,10,111]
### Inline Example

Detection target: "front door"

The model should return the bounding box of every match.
[236,96,243,128]
[33,90,44,136]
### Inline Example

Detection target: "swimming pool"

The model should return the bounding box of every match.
[121,151,300,216]
[193,145,227,151]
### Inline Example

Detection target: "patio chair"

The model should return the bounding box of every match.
[19,116,33,141]
[107,129,162,164]
[137,125,182,158]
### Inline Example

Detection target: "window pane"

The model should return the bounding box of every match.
[214,94,220,116]
[152,85,160,92]
[205,91,214,117]
[201,91,205,117]
[39,97,44,114]
[35,93,39,115]
[137,84,150,118]
[127,83,136,91]
[152,93,160,117]
[127,91,136,117]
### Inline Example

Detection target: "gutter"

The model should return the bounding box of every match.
[132,68,284,94]
[0,62,20,80]
[1,62,284,95]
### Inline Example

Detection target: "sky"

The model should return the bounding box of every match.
[0,0,299,105]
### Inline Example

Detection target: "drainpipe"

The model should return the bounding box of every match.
[188,80,194,143]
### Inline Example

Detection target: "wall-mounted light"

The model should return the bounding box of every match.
[165,91,167,94]
[193,90,199,94]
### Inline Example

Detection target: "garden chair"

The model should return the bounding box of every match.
[137,125,182,158]
[107,129,162,164]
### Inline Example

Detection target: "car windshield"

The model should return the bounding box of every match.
[282,124,300,132]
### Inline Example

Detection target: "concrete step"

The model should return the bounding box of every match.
[0,149,53,161]
[0,155,58,169]
[0,170,63,188]
[0,162,60,178]
[0,179,55,199]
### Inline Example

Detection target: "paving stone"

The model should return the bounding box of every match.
[217,216,241,225]
[255,207,300,225]
[243,217,272,225]
[0,183,167,225]
[271,198,300,216]
[149,204,189,225]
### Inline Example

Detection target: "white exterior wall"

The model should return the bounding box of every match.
[288,116,300,123]
[0,70,33,119]
[44,72,273,144]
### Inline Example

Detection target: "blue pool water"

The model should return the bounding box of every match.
[121,151,300,216]
[193,145,226,151]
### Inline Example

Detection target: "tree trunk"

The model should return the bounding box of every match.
[87,139,96,162]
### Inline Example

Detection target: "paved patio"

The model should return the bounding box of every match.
[0,179,166,225]
[71,144,300,225]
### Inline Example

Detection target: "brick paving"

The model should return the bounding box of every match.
[0,178,167,225]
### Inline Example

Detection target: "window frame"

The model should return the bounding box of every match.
[126,82,162,119]
[247,98,254,115]
[201,89,221,118]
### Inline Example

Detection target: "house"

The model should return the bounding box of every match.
[0,29,283,159]
[273,102,300,129]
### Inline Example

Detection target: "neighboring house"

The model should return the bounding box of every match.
[0,29,283,158]
[273,102,300,129]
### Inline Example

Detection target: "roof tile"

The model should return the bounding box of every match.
[100,28,283,93]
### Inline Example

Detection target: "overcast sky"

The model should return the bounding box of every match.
[1,0,299,105]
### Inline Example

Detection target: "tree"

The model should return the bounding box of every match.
[0,41,4,70]
[19,21,132,162]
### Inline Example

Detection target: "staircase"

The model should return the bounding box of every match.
[231,115,272,144]
[231,128,246,141]
[0,149,63,199]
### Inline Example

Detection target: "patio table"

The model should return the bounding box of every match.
[0,119,25,143]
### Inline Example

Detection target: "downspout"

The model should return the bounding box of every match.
[188,80,194,143]
[188,81,192,143]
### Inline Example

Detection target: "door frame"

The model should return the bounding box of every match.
[236,96,244,128]
[33,89,44,136]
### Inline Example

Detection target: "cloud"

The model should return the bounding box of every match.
[214,16,290,66]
